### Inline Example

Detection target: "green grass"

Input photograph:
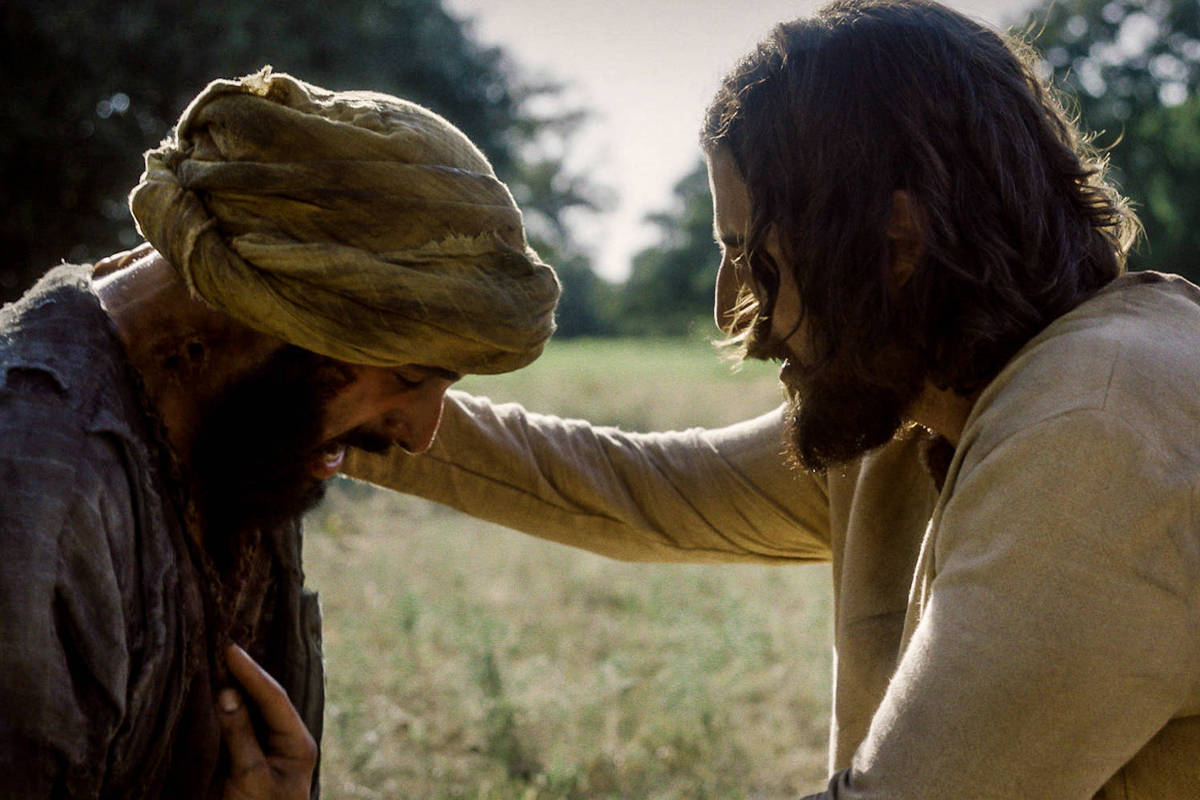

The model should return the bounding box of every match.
[306,337,833,799]
[453,335,786,431]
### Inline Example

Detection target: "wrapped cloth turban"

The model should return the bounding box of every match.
[129,68,560,374]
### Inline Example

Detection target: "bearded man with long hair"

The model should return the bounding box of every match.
[348,2,1200,797]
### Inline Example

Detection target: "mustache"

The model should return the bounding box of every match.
[324,429,395,456]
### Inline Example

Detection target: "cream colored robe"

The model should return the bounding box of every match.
[346,271,1200,799]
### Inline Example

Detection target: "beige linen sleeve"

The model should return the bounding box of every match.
[804,410,1200,800]
[344,390,832,563]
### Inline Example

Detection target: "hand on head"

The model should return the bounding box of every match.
[218,644,317,800]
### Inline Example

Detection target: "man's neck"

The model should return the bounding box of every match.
[907,380,978,448]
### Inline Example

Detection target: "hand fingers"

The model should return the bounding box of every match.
[216,684,271,785]
[223,644,318,763]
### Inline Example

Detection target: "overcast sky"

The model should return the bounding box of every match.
[444,0,1039,281]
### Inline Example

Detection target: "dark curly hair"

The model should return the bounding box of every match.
[702,0,1139,395]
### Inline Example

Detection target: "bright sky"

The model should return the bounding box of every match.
[444,0,1038,281]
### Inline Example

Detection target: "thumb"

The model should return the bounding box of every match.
[217,686,271,784]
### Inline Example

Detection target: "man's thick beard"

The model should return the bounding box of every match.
[188,347,381,568]
[782,347,925,473]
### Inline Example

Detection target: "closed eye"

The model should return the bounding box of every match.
[392,364,463,390]
[393,370,425,389]
[718,233,745,254]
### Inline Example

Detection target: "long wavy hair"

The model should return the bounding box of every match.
[702,0,1139,395]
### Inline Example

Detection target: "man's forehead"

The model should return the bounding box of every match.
[707,149,752,245]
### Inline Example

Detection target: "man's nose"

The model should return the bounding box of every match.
[386,381,452,454]
[714,256,744,335]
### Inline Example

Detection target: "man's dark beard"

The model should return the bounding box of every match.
[188,346,391,567]
[782,346,925,473]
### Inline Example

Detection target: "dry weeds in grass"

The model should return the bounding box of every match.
[305,337,835,798]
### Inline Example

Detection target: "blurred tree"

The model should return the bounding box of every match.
[507,102,617,337]
[1,0,605,321]
[617,160,716,336]
[1021,0,1200,281]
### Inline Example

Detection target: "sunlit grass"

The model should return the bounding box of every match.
[306,337,833,798]
[452,335,786,431]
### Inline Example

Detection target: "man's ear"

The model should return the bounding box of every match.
[886,190,924,290]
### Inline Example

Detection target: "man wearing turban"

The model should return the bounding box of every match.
[0,68,559,798]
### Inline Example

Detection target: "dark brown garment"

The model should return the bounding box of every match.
[0,265,324,798]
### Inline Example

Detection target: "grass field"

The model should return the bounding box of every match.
[305,336,835,799]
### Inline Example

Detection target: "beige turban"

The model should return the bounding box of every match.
[129,68,559,374]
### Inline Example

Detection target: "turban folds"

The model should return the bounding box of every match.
[129,68,560,374]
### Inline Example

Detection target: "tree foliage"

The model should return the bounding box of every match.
[508,106,617,337]
[616,161,716,336]
[613,1,1200,339]
[1022,0,1200,281]
[1,0,603,311]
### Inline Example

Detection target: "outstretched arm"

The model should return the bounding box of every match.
[345,390,833,564]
